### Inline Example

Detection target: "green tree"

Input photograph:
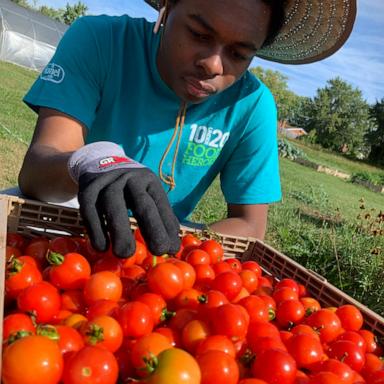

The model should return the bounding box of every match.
[62,1,88,25]
[303,77,373,156]
[10,0,31,8]
[250,66,303,124]
[366,99,384,165]
[39,5,63,22]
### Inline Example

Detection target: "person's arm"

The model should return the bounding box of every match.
[18,107,86,203]
[209,203,268,240]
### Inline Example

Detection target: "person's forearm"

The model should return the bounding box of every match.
[209,217,267,240]
[18,144,78,202]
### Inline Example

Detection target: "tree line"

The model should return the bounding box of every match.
[10,0,87,25]
[251,67,384,166]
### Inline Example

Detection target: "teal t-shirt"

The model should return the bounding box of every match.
[24,15,281,221]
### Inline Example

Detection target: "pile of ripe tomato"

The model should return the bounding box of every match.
[3,230,384,384]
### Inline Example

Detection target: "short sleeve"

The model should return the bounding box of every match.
[23,16,109,129]
[220,85,282,204]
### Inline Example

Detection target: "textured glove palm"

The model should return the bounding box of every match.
[69,142,181,258]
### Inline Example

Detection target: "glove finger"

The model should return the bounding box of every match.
[147,182,181,254]
[78,180,109,252]
[126,184,171,256]
[99,175,136,258]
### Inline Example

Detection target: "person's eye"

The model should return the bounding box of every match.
[230,50,248,62]
[188,27,210,42]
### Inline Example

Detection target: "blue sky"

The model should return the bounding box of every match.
[41,0,383,104]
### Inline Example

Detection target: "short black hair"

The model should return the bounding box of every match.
[167,0,286,48]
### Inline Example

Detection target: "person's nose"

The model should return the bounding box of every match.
[196,51,224,78]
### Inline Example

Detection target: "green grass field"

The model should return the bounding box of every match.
[1,60,384,314]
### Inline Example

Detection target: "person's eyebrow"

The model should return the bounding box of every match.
[188,13,259,52]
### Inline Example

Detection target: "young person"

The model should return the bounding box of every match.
[18,0,357,257]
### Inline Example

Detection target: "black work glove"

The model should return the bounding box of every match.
[68,142,181,258]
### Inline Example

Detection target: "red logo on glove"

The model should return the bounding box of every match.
[99,156,132,168]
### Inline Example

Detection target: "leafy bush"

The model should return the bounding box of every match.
[278,139,307,160]
[351,171,384,186]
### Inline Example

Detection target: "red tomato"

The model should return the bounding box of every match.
[147,262,184,300]
[145,348,201,384]
[6,232,26,250]
[211,270,243,301]
[172,259,197,289]
[129,241,149,269]
[168,308,198,332]
[361,353,384,379]
[181,319,211,354]
[185,249,211,266]
[358,329,379,354]
[48,252,91,290]
[276,299,305,328]
[315,359,355,384]
[155,327,181,347]
[273,287,299,304]
[336,305,364,331]
[130,332,173,376]
[83,271,122,305]
[196,335,236,357]
[182,233,202,248]
[239,269,259,293]
[56,325,84,356]
[238,380,268,384]
[2,335,63,384]
[92,256,122,276]
[251,348,297,384]
[300,297,321,316]
[50,236,78,255]
[308,372,341,384]
[241,260,262,277]
[120,264,146,280]
[62,345,119,384]
[212,261,232,275]
[17,281,61,323]
[291,324,320,340]
[336,330,367,353]
[136,292,170,325]
[3,313,35,342]
[199,239,224,264]
[80,315,123,353]
[327,340,366,372]
[225,258,242,272]
[116,301,154,338]
[194,263,215,287]
[197,350,239,384]
[238,295,269,323]
[173,288,203,311]
[6,246,22,261]
[5,257,42,299]
[248,336,287,357]
[305,309,343,343]
[86,299,119,320]
[275,278,299,294]
[24,238,50,269]
[210,303,248,342]
[286,333,324,368]
[61,290,86,313]
[247,321,281,346]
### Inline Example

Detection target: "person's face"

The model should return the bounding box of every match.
[157,0,271,104]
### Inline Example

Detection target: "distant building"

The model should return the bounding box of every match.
[278,121,307,139]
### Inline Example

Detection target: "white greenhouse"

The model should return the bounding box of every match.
[0,0,68,71]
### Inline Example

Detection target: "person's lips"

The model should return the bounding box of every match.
[184,77,217,98]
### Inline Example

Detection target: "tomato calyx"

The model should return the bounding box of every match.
[85,324,105,345]
[47,251,65,265]
[198,294,208,304]
[160,308,176,322]
[6,257,24,275]
[140,353,159,375]
[36,324,60,341]
[239,348,256,368]
[5,330,34,345]
[268,308,276,320]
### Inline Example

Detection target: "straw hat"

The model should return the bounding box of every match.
[144,0,357,64]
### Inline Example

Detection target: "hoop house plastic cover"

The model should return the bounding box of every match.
[0,0,68,71]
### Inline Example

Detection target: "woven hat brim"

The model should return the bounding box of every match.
[144,0,357,65]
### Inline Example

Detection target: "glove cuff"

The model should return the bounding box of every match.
[68,141,144,183]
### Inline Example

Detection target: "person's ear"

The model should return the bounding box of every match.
[153,0,168,34]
